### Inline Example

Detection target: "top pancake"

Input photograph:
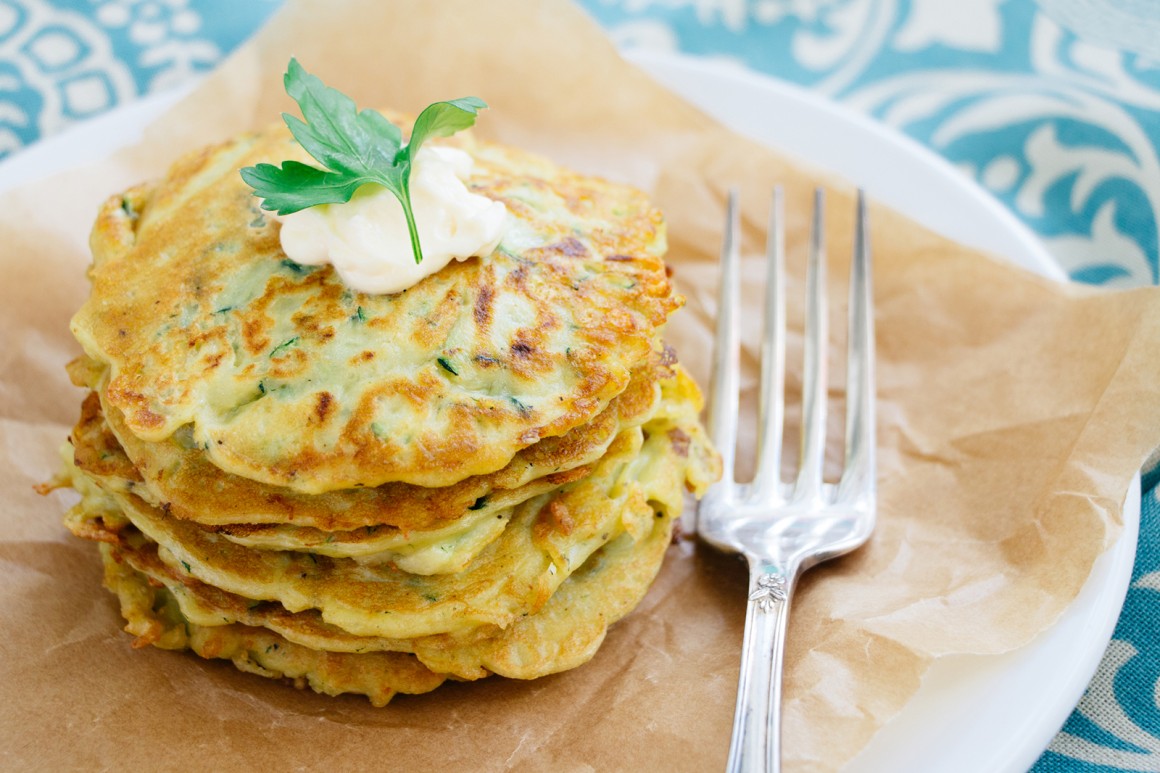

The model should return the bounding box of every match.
[71,118,679,493]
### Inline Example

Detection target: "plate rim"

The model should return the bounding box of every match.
[626,49,1067,282]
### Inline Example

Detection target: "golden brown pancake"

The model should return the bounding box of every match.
[97,502,674,687]
[99,544,447,706]
[69,350,671,533]
[69,362,707,578]
[67,410,709,640]
[58,108,722,707]
[71,123,680,493]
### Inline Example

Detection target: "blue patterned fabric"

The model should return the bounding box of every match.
[587,0,1160,290]
[1036,478,1160,771]
[0,0,278,152]
[2,1,1158,769]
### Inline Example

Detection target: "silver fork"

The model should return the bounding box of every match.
[697,187,876,773]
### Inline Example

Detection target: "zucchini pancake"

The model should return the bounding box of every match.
[57,83,718,706]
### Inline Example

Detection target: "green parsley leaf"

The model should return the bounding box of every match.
[240,58,487,265]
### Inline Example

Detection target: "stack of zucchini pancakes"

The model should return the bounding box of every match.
[59,120,719,705]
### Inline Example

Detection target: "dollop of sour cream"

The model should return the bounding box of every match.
[275,145,508,294]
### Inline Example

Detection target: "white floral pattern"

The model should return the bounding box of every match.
[91,0,221,90]
[0,0,137,152]
[892,0,1006,53]
[591,0,1160,290]
[0,0,271,156]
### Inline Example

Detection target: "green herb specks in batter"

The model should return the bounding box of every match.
[508,396,531,415]
[269,337,300,358]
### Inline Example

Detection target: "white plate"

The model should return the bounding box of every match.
[0,50,1139,773]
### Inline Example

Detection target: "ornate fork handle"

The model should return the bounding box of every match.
[729,562,797,773]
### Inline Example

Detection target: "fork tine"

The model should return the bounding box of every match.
[794,188,828,503]
[708,189,741,485]
[752,188,786,501]
[838,189,875,500]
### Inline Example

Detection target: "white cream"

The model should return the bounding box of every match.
[275,145,507,294]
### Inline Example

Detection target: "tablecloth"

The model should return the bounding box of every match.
[1,1,1157,770]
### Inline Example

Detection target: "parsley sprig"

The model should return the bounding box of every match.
[240,58,486,264]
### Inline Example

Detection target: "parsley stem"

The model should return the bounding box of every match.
[398,187,425,265]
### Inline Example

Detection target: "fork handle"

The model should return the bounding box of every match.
[727,560,798,773]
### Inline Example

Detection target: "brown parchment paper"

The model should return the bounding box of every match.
[3,1,1160,770]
